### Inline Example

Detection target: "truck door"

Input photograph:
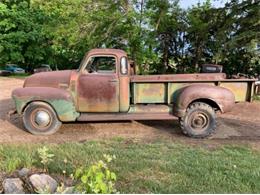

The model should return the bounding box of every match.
[77,55,119,112]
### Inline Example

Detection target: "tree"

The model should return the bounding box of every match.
[0,0,259,76]
[0,1,51,70]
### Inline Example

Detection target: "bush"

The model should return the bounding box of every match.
[74,154,117,194]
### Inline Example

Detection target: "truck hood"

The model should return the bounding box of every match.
[24,70,74,88]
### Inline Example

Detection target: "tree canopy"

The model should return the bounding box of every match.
[0,0,259,76]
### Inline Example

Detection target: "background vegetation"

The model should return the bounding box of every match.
[0,0,259,75]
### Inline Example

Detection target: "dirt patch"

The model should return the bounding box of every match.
[0,77,260,148]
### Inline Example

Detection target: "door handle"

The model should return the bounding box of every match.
[109,79,118,83]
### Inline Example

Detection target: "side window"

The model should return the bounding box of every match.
[86,56,116,74]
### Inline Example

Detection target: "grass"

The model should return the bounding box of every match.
[254,95,260,101]
[6,73,30,78]
[0,139,259,193]
[0,73,30,79]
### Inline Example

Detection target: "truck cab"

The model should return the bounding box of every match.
[12,48,257,138]
[76,49,130,113]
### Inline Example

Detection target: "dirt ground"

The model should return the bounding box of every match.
[1,77,260,148]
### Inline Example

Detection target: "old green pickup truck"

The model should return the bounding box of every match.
[12,49,258,138]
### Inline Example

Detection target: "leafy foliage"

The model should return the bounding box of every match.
[0,0,259,76]
[75,154,117,194]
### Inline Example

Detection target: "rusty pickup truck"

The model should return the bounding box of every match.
[12,49,258,138]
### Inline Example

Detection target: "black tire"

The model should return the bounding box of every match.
[179,102,216,138]
[23,102,62,135]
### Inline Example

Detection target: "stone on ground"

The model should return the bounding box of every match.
[29,174,58,193]
[3,178,25,194]
[18,168,30,177]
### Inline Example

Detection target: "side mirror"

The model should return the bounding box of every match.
[120,57,128,75]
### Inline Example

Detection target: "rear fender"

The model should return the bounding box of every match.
[172,84,235,117]
[12,87,79,122]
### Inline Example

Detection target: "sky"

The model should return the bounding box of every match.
[179,0,229,9]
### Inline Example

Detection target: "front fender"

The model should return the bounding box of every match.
[172,84,235,117]
[12,87,79,122]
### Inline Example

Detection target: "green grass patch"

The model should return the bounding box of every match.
[0,139,259,193]
[253,95,260,101]
[7,73,30,78]
[0,73,30,79]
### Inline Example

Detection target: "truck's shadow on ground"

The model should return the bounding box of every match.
[0,98,12,120]
[138,120,184,135]
[0,97,27,132]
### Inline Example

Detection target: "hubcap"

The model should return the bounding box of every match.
[190,112,209,131]
[35,111,50,127]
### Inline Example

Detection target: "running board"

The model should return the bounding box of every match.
[77,113,177,121]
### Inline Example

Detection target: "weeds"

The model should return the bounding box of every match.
[37,146,54,172]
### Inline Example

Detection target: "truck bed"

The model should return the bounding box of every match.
[130,73,256,82]
[130,73,256,104]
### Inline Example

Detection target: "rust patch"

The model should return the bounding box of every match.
[131,73,227,82]
[168,82,215,103]
[12,87,72,100]
[24,70,73,88]
[119,76,130,112]
[12,87,79,121]
[77,73,119,112]
[172,84,235,117]
[133,83,166,103]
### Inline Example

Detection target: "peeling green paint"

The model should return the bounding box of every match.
[12,96,30,114]
[133,83,166,103]
[50,99,79,121]
[12,96,79,122]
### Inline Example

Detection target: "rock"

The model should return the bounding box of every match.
[3,178,25,194]
[18,168,30,177]
[29,174,58,193]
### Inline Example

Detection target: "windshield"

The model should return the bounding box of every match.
[85,56,116,73]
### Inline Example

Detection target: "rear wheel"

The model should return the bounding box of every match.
[179,102,216,138]
[23,102,62,135]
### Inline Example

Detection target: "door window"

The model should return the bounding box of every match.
[85,56,116,74]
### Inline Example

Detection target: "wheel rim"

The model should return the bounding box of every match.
[30,108,52,130]
[188,111,209,132]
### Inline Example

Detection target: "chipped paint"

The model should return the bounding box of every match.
[171,84,236,117]
[133,83,166,103]
[128,104,172,113]
[12,87,79,122]
[50,100,79,121]
[220,82,249,102]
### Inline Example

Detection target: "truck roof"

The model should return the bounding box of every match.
[88,48,127,56]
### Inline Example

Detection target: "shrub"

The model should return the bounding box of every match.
[75,154,117,194]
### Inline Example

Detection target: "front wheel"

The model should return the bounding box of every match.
[179,102,216,138]
[23,102,62,135]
